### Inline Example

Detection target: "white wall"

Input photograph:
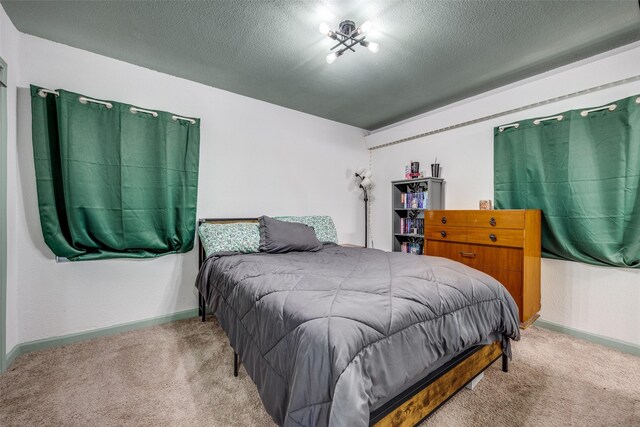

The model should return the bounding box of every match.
[366,42,640,347]
[1,5,20,356]
[3,3,638,355]
[9,31,367,346]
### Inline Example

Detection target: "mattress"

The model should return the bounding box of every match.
[195,244,520,427]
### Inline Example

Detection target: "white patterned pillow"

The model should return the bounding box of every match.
[198,223,260,256]
[274,216,338,244]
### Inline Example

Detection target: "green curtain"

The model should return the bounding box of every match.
[494,94,640,268]
[31,85,200,261]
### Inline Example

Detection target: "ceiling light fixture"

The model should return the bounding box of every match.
[318,19,379,64]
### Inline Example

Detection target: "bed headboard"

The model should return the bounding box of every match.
[197,218,259,267]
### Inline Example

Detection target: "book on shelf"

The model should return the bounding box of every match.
[401,242,423,254]
[399,218,424,235]
[400,191,429,209]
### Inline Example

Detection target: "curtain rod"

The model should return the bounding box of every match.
[37,87,197,123]
[369,74,640,151]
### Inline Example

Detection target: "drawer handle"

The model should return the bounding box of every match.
[440,230,447,238]
[441,216,447,224]
[459,251,477,258]
[489,233,497,242]
[489,217,496,226]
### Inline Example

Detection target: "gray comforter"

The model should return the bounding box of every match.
[196,245,520,427]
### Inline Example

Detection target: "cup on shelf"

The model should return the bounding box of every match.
[431,163,441,178]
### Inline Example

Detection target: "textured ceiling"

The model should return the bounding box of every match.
[2,1,640,130]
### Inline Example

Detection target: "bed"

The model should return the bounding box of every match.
[195,218,520,427]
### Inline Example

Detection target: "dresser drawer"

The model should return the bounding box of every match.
[425,210,467,227]
[467,210,525,229]
[467,228,524,248]
[462,245,523,272]
[426,241,522,272]
[425,225,467,243]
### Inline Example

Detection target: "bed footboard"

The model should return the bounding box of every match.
[369,341,504,427]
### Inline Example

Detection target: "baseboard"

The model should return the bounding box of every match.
[534,319,640,357]
[4,308,198,371]
[5,312,635,373]
[5,344,20,371]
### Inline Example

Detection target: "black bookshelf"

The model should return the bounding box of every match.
[391,177,444,253]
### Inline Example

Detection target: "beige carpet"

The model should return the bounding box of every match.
[1,317,638,427]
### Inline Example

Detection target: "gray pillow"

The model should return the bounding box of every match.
[259,216,323,253]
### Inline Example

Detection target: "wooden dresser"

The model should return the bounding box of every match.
[424,210,541,328]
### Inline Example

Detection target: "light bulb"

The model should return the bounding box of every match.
[367,41,379,53]
[363,169,372,178]
[326,52,338,64]
[359,20,373,34]
[319,22,331,35]
[360,177,372,188]
[356,167,366,175]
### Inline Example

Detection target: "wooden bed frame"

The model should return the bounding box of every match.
[197,218,509,427]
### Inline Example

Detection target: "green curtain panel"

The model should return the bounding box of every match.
[494,94,640,268]
[31,85,200,261]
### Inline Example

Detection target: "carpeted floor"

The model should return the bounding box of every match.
[1,317,638,427]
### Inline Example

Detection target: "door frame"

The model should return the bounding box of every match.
[0,55,8,372]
